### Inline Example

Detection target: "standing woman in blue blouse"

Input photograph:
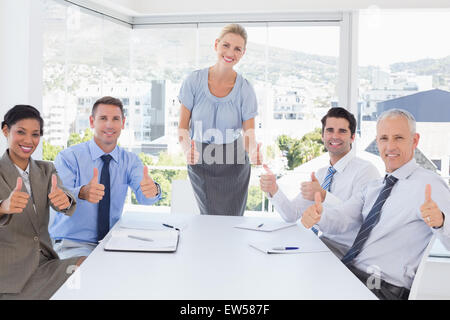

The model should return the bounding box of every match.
[178,24,262,216]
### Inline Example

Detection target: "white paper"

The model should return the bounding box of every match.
[234,221,297,232]
[249,241,329,254]
[104,229,179,252]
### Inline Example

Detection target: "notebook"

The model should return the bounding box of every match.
[234,221,297,232]
[104,229,179,252]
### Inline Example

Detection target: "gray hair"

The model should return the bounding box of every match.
[377,108,416,134]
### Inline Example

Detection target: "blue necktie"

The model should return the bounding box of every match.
[97,154,112,241]
[341,175,398,266]
[321,166,337,192]
[312,166,337,235]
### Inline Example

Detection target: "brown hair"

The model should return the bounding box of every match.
[92,96,124,118]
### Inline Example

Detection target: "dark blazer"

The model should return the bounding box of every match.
[0,151,76,294]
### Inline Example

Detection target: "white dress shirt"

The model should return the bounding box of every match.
[318,158,450,289]
[269,149,381,253]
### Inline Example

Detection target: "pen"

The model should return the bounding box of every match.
[128,235,154,242]
[257,223,264,228]
[271,247,299,251]
[162,223,180,231]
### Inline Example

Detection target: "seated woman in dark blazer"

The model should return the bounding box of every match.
[0,105,85,300]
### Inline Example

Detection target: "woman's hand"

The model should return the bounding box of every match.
[250,142,263,165]
[185,140,200,165]
[0,177,29,214]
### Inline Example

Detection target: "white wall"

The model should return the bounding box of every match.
[0,0,44,158]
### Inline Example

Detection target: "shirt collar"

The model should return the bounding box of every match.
[329,148,355,173]
[385,158,418,181]
[14,163,30,176]
[88,139,119,163]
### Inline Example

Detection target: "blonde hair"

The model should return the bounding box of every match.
[218,24,248,47]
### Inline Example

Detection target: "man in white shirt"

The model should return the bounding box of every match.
[302,109,450,300]
[260,107,380,258]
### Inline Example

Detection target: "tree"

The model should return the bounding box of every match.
[277,129,325,170]
[132,151,188,206]
[67,128,93,147]
[42,140,63,161]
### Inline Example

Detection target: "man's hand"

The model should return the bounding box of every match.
[259,164,278,196]
[301,192,323,229]
[48,174,71,210]
[140,166,158,198]
[185,140,200,165]
[421,184,445,228]
[301,172,326,201]
[0,177,29,214]
[250,142,263,165]
[79,168,105,203]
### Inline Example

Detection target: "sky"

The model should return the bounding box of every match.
[244,9,450,68]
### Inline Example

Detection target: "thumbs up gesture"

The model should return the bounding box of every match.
[250,142,263,165]
[0,177,30,214]
[48,174,71,210]
[185,140,200,165]
[79,168,105,203]
[140,166,158,198]
[259,164,278,196]
[301,172,326,202]
[420,184,444,228]
[301,192,323,229]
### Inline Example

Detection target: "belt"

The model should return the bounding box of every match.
[348,265,410,300]
[380,280,410,300]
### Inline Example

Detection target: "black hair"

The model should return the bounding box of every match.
[321,107,356,136]
[2,105,44,136]
[92,96,124,118]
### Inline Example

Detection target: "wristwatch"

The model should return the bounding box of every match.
[154,182,161,196]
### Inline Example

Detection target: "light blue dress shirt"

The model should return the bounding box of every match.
[178,68,258,144]
[49,139,162,243]
[318,159,450,289]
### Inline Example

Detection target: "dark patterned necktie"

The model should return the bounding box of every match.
[97,154,112,241]
[341,175,398,266]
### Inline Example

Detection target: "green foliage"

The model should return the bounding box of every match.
[42,140,63,161]
[67,128,93,147]
[138,152,154,166]
[245,185,269,211]
[132,151,188,206]
[277,129,325,170]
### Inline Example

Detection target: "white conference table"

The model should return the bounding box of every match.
[52,211,377,300]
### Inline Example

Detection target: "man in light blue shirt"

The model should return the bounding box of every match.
[302,109,450,300]
[49,96,162,258]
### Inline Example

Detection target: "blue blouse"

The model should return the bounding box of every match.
[178,68,258,144]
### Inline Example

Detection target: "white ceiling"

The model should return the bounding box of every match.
[74,0,450,17]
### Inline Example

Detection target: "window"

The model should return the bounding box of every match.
[43,0,343,211]
[359,9,450,180]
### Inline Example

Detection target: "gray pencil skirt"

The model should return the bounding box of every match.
[187,137,251,216]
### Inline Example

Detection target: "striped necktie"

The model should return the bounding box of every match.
[321,166,337,191]
[341,175,398,266]
[312,166,337,235]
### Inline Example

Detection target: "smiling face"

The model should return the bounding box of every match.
[376,116,419,173]
[90,104,125,153]
[322,117,355,163]
[2,118,41,169]
[214,32,246,68]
